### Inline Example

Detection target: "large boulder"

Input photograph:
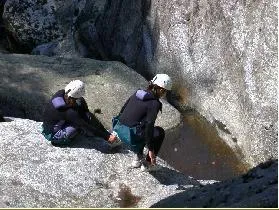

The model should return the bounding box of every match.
[77,0,149,72]
[0,118,276,208]
[146,0,278,167]
[2,0,153,75]
[3,0,63,51]
[0,53,183,208]
[0,118,197,208]
[2,0,87,55]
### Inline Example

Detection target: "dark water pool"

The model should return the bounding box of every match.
[159,114,249,181]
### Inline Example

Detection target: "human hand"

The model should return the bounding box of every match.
[108,134,117,143]
[148,150,156,165]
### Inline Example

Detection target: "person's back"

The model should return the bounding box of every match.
[113,74,172,171]
[119,90,161,128]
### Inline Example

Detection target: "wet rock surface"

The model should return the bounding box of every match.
[159,114,249,181]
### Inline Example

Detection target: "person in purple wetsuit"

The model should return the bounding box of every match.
[42,80,120,146]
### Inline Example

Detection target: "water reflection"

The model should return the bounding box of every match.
[159,114,249,181]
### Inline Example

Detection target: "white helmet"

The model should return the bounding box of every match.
[151,74,172,91]
[65,80,85,98]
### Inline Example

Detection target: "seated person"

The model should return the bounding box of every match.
[42,80,120,146]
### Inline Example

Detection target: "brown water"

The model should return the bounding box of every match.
[159,114,249,181]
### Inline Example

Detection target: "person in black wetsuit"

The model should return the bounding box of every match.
[112,74,172,171]
[42,80,120,146]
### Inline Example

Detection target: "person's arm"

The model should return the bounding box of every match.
[144,101,161,152]
[66,109,111,140]
[76,97,90,112]
[75,98,94,124]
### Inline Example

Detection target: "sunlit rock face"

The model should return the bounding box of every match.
[147,0,278,166]
[0,118,276,208]
[0,118,196,208]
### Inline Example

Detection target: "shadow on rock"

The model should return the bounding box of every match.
[149,167,201,188]
[0,109,4,122]
[52,136,129,154]
[150,159,278,208]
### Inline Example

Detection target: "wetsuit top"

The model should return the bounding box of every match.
[119,89,162,151]
[42,90,110,140]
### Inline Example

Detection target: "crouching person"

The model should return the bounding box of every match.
[42,80,119,146]
[112,74,172,171]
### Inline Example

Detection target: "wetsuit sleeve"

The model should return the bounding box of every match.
[144,100,161,151]
[66,109,111,140]
[77,97,90,113]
